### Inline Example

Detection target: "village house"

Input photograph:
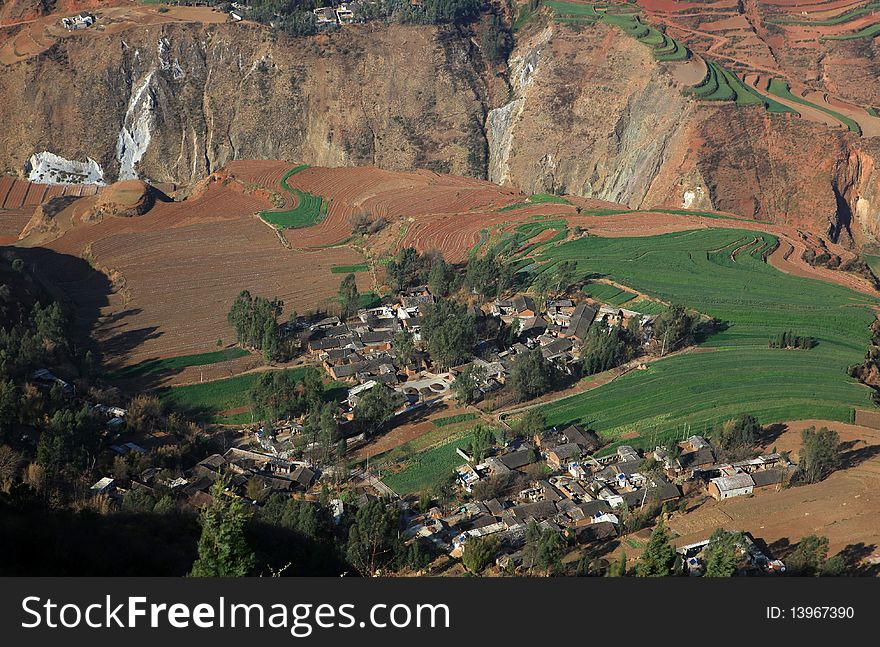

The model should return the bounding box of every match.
[708,472,755,500]
[562,302,598,340]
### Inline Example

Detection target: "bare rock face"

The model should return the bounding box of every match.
[2,15,879,247]
[0,22,488,185]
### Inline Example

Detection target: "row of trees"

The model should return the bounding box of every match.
[768,330,815,349]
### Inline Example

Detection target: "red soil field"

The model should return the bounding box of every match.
[20,172,370,367]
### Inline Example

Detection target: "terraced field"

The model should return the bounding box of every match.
[260,165,330,230]
[546,1,880,136]
[532,229,878,448]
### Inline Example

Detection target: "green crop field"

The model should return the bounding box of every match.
[769,2,880,26]
[624,299,665,315]
[824,22,880,40]
[381,436,471,496]
[330,263,369,274]
[530,228,877,447]
[528,193,571,205]
[261,165,329,229]
[156,367,314,423]
[106,347,250,380]
[582,282,636,306]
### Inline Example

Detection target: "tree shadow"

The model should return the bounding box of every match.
[839,441,880,470]
[836,543,880,576]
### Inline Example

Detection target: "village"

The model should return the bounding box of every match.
[73,281,796,576]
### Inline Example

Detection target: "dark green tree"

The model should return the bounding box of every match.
[345,498,400,576]
[354,385,400,437]
[462,535,500,574]
[508,349,556,401]
[703,528,745,577]
[338,273,360,320]
[421,299,477,368]
[635,522,677,577]
[451,363,486,405]
[798,426,840,484]
[189,479,256,577]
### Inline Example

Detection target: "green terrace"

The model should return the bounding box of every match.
[529,228,878,447]
[260,164,330,229]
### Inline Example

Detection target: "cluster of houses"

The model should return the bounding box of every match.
[90,446,319,511]
[60,12,96,31]
[313,2,362,25]
[304,285,662,417]
[677,533,786,575]
[402,428,793,570]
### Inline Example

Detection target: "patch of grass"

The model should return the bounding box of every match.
[107,347,250,380]
[381,436,471,496]
[625,299,666,315]
[432,412,477,427]
[533,229,878,446]
[330,263,369,274]
[156,367,313,422]
[528,193,571,205]
[261,165,330,229]
[582,282,636,306]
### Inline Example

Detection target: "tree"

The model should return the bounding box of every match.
[467,425,496,463]
[523,521,563,575]
[606,551,628,577]
[393,329,417,365]
[36,405,103,486]
[338,273,360,320]
[581,322,640,375]
[420,300,477,368]
[798,426,840,484]
[786,535,831,576]
[717,414,761,450]
[345,498,400,576]
[514,408,546,439]
[189,479,256,577]
[354,385,400,437]
[451,363,486,405]
[481,13,512,65]
[427,256,453,297]
[227,290,284,361]
[462,535,500,574]
[508,349,556,401]
[653,305,696,355]
[703,528,745,577]
[635,522,677,577]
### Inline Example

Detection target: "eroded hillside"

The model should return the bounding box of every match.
[1,3,879,246]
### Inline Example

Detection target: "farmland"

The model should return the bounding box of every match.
[381,434,472,496]
[542,1,880,136]
[260,165,330,230]
[155,367,315,423]
[531,229,878,447]
[106,347,250,380]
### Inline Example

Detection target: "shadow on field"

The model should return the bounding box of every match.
[838,439,880,470]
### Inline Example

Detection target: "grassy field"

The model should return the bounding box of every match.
[624,299,665,315]
[106,347,250,380]
[156,367,314,424]
[330,263,369,274]
[261,165,329,229]
[530,228,877,448]
[381,435,471,496]
[432,412,477,427]
[582,282,636,306]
